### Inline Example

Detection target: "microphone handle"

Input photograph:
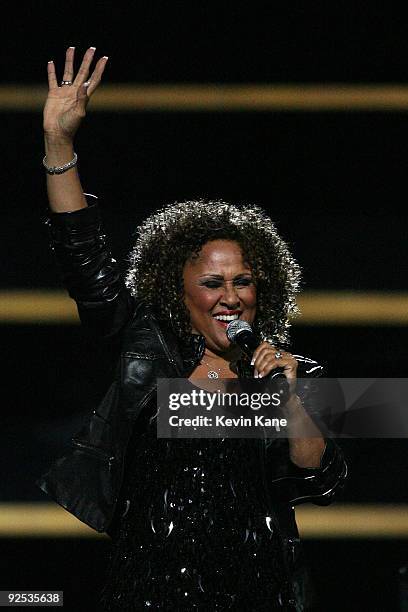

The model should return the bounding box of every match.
[234,330,260,359]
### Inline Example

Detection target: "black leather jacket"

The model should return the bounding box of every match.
[36,202,347,580]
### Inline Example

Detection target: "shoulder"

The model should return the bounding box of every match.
[121,300,178,356]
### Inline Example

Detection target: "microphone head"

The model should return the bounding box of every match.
[226,319,252,342]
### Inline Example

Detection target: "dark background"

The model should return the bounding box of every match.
[2,3,408,611]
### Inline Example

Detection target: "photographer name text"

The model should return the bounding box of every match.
[169,414,287,431]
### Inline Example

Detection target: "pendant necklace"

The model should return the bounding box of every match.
[200,357,227,379]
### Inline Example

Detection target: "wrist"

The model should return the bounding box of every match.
[43,151,77,175]
[289,438,326,468]
[284,393,301,412]
[44,132,74,149]
[44,136,75,166]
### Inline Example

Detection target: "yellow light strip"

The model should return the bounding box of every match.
[0,503,406,538]
[5,84,408,111]
[0,290,407,325]
[0,503,98,537]
[0,290,77,323]
[296,504,408,539]
[298,291,408,324]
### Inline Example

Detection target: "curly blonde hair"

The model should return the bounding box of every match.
[125,199,301,345]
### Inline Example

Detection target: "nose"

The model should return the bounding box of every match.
[219,281,240,309]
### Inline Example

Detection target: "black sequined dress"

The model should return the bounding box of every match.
[99,385,295,611]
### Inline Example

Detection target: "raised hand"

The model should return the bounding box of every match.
[44,47,108,143]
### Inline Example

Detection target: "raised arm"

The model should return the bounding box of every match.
[43,48,135,339]
[44,46,108,212]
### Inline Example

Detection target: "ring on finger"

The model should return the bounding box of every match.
[61,80,73,86]
[274,351,283,359]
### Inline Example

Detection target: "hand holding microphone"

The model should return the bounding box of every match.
[226,320,298,395]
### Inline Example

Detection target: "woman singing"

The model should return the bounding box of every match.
[37,47,347,611]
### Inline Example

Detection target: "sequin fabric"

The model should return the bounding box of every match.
[100,394,292,611]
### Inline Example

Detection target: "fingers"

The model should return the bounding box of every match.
[86,56,109,97]
[47,61,58,90]
[254,353,282,378]
[47,47,107,94]
[73,46,96,87]
[250,342,276,367]
[251,343,297,378]
[77,82,91,112]
[62,47,75,82]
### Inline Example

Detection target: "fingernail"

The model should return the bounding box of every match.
[48,60,54,64]
[69,46,75,49]
[90,46,96,51]
[258,373,263,379]
[103,56,109,60]
[250,357,255,365]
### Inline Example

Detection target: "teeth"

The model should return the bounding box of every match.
[213,314,240,321]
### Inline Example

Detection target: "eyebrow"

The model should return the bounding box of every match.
[198,273,253,279]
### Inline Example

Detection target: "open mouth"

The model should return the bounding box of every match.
[212,311,242,327]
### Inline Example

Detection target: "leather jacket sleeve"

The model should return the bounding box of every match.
[267,437,347,506]
[264,358,348,506]
[45,199,135,338]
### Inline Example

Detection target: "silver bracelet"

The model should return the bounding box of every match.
[43,152,78,175]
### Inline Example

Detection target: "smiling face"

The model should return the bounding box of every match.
[183,239,257,353]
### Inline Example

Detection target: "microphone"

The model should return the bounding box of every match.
[226,320,286,379]
[226,320,259,358]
